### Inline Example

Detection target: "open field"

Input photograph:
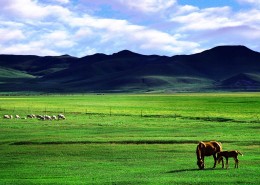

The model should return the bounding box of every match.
[0,93,259,184]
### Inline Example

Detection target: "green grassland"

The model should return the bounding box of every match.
[0,93,259,184]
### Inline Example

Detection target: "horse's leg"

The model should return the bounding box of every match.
[226,157,229,169]
[235,158,239,168]
[202,156,205,169]
[213,154,217,168]
[221,157,224,168]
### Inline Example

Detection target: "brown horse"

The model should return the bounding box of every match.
[196,141,224,169]
[217,150,243,169]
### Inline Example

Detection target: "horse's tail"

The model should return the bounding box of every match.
[237,151,243,156]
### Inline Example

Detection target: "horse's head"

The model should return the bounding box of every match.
[197,159,204,169]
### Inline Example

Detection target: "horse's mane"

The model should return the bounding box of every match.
[211,141,222,152]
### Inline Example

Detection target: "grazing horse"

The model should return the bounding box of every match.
[196,141,224,169]
[217,150,243,169]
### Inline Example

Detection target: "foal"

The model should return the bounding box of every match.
[217,150,243,169]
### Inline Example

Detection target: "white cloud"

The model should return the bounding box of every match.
[237,0,260,6]
[52,0,70,4]
[0,0,259,57]
[0,0,71,20]
[0,29,25,43]
[235,9,260,26]
[0,21,25,28]
[41,30,75,48]
[0,0,48,19]
[171,6,241,31]
[0,41,61,56]
[119,0,176,13]
[168,5,260,52]
[65,13,200,55]
[81,0,176,14]
[75,28,93,39]
[175,5,199,15]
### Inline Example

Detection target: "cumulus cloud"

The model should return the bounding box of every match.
[65,14,200,55]
[0,41,61,56]
[0,0,71,20]
[169,4,260,51]
[52,0,70,4]
[41,30,76,48]
[80,0,177,15]
[118,0,176,13]
[237,0,260,6]
[0,29,25,43]
[0,0,259,56]
[0,0,48,19]
[171,6,241,31]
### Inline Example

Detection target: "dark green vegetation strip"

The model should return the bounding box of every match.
[11,140,199,145]
[11,140,258,146]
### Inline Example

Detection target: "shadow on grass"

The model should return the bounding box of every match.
[167,168,223,173]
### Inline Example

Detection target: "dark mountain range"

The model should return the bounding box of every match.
[0,45,260,93]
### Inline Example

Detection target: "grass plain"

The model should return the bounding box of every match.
[0,93,259,184]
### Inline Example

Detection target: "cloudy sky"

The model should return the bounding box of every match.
[0,0,260,57]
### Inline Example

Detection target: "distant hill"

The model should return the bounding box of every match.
[0,45,260,93]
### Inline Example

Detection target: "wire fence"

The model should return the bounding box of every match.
[1,105,260,123]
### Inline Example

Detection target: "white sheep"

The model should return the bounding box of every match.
[3,115,11,119]
[58,114,66,120]
[27,114,34,119]
[37,115,45,120]
[52,115,57,120]
[44,115,52,120]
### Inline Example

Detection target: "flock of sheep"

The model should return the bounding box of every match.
[3,114,66,120]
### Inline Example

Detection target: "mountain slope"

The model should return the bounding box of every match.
[39,50,209,92]
[173,45,260,80]
[0,45,260,93]
[218,73,260,90]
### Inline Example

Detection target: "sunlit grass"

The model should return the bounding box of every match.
[0,93,259,184]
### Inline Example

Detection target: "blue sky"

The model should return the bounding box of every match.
[0,0,259,57]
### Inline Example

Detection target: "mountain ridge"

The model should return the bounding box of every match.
[0,45,260,93]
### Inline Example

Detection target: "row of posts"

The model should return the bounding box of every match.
[1,106,144,117]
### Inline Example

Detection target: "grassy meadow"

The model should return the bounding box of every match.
[0,93,259,184]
